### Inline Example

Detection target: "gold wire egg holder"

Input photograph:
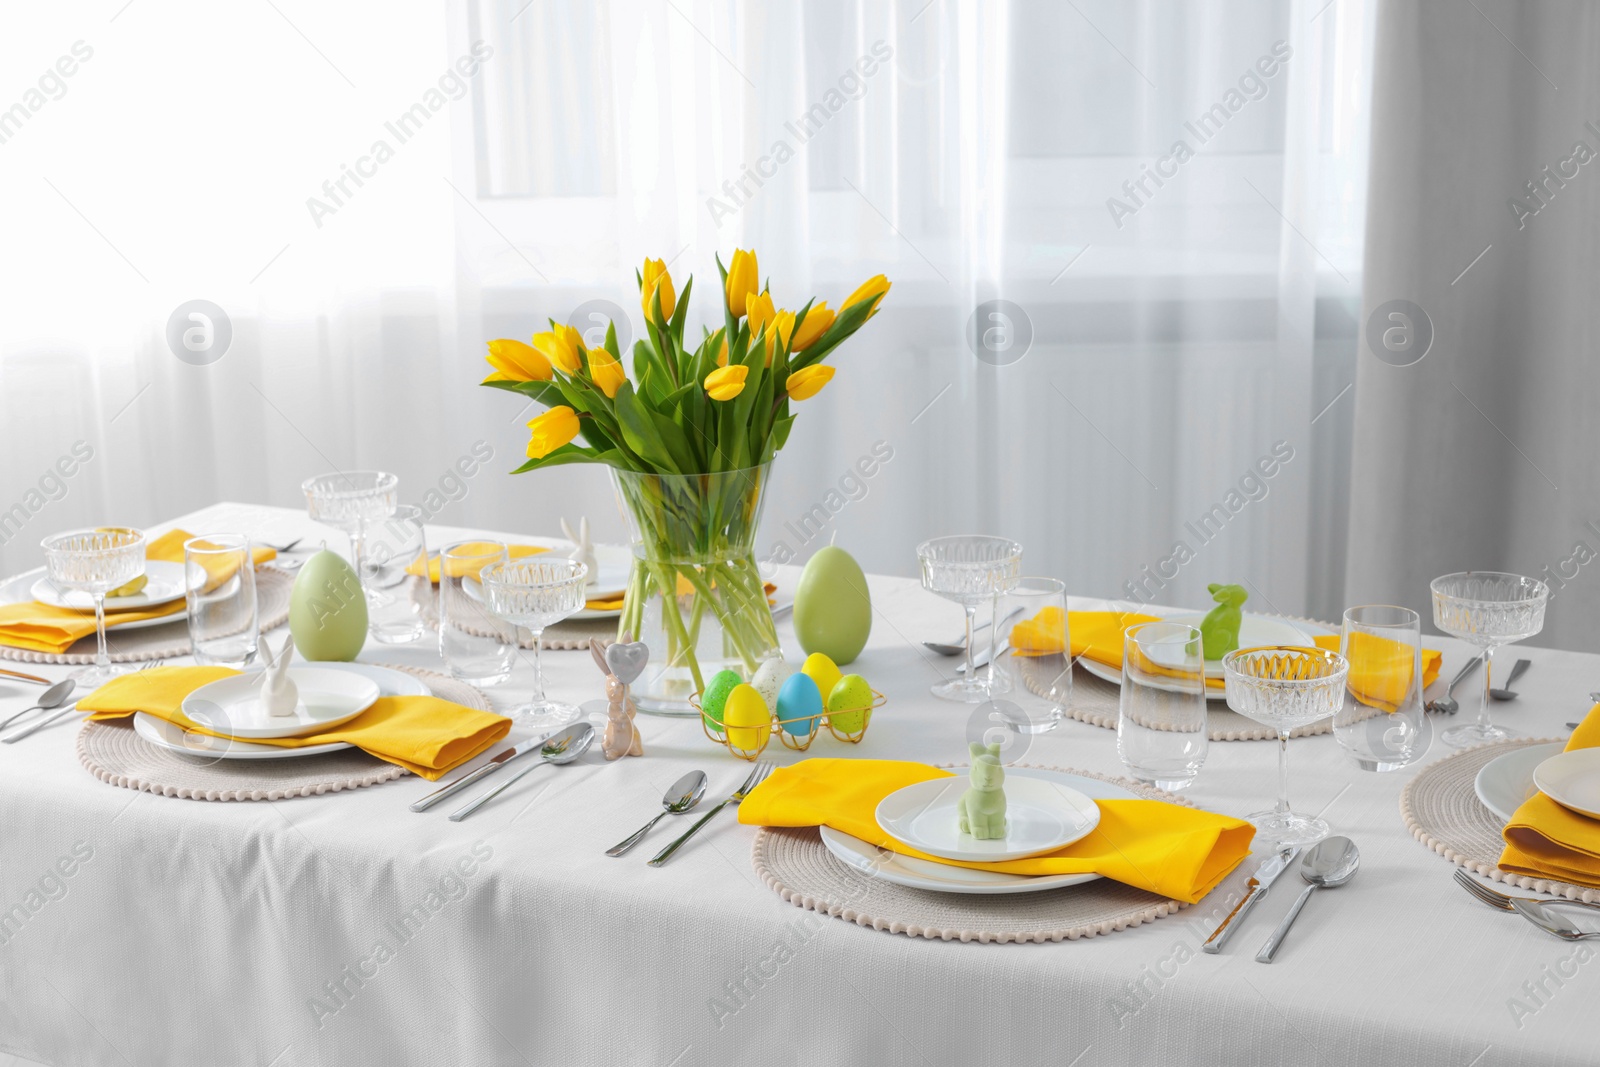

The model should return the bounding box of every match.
[695,689,887,761]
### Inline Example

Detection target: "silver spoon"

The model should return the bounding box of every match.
[607,770,709,856]
[448,722,594,822]
[0,678,76,730]
[1489,658,1532,701]
[1426,656,1481,715]
[1255,836,1360,963]
[1510,898,1600,941]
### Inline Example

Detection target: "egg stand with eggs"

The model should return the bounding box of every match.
[695,655,886,760]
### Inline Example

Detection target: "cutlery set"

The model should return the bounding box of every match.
[1454,869,1600,940]
[1201,837,1360,963]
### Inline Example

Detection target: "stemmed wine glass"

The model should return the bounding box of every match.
[917,535,1022,703]
[1223,645,1349,850]
[1430,572,1548,747]
[302,471,399,601]
[480,559,589,729]
[40,527,146,688]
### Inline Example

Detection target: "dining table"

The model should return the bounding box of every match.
[0,501,1595,1067]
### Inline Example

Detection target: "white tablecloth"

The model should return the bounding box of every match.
[1,503,1595,1067]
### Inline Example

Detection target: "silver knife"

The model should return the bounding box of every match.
[1201,846,1300,954]
[409,735,547,812]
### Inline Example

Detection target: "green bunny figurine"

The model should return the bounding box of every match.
[958,742,1008,840]
[1199,582,1248,660]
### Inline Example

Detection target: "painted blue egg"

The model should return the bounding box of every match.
[776,673,823,736]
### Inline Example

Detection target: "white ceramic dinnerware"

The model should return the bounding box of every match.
[1474,742,1561,823]
[874,775,1100,862]
[180,668,380,739]
[1532,749,1600,819]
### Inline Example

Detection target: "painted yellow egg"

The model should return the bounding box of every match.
[722,683,772,753]
[801,652,843,703]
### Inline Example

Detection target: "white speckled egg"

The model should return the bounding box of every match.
[750,657,794,712]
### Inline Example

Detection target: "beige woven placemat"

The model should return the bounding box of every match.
[76,665,493,802]
[1061,663,1332,742]
[751,765,1199,943]
[0,567,292,665]
[1400,737,1600,903]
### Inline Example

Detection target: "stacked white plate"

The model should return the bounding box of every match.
[134,663,423,761]
[1476,741,1600,822]
[1076,612,1317,700]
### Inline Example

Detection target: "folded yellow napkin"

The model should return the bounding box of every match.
[411,542,550,583]
[0,529,275,655]
[1050,610,1439,700]
[1499,708,1600,886]
[78,666,510,780]
[737,758,1254,904]
[585,579,779,612]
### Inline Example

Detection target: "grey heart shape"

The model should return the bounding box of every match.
[605,641,649,685]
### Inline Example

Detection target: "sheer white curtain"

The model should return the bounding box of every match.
[0,0,1373,623]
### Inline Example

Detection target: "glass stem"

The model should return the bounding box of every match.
[962,605,978,680]
[1277,729,1291,815]
[1478,646,1496,734]
[528,628,546,705]
[94,594,109,675]
[985,592,1000,691]
[349,529,366,590]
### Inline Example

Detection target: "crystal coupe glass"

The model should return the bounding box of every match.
[1430,572,1548,747]
[917,535,1022,703]
[40,527,146,687]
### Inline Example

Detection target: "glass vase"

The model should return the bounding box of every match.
[611,463,780,716]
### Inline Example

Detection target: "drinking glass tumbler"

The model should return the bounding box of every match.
[438,540,515,686]
[1117,621,1209,791]
[994,578,1071,734]
[1334,605,1431,771]
[363,505,429,645]
[183,534,259,669]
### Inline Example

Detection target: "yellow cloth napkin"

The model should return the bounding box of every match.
[585,580,779,612]
[737,758,1255,904]
[411,542,550,583]
[0,529,275,655]
[1499,707,1600,886]
[78,666,511,780]
[1048,610,1440,699]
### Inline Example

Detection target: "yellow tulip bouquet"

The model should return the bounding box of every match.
[481,250,888,702]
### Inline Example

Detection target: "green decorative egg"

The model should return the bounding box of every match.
[792,546,872,665]
[700,669,743,730]
[827,674,874,734]
[288,549,367,662]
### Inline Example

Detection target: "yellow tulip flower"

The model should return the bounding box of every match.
[788,302,834,351]
[526,406,580,458]
[587,348,626,399]
[483,338,552,383]
[746,290,777,335]
[785,364,835,401]
[704,364,748,402]
[842,274,891,317]
[715,331,729,367]
[533,328,583,375]
[725,248,759,318]
[640,258,676,323]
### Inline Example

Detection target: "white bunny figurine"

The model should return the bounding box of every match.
[560,517,598,586]
[260,634,299,718]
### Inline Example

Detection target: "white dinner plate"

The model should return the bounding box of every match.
[181,667,380,739]
[132,663,427,760]
[874,775,1101,862]
[1533,748,1600,819]
[30,560,192,611]
[1475,742,1563,823]
[1076,612,1317,700]
[820,768,1135,895]
[0,567,190,635]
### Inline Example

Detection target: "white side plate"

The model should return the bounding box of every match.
[1077,612,1318,700]
[1475,742,1563,823]
[1533,748,1600,819]
[181,667,380,739]
[874,774,1101,862]
[820,769,1135,895]
[31,560,193,611]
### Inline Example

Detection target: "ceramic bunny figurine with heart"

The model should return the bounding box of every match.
[260,634,299,718]
[591,635,645,760]
[561,517,597,587]
[958,741,1007,840]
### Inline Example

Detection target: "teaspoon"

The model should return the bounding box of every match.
[0,678,76,731]
[1255,836,1360,963]
[607,771,709,856]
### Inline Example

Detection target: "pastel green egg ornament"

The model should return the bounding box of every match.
[792,545,871,665]
[287,548,368,662]
[827,674,874,735]
[700,668,743,731]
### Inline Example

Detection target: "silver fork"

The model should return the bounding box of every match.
[2,659,163,744]
[1453,869,1600,913]
[648,761,773,867]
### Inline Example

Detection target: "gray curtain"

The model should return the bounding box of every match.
[1349,0,1600,650]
